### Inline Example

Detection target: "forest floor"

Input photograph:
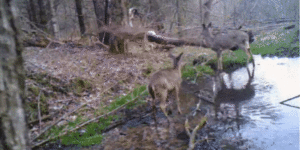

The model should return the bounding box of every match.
[24,41,215,149]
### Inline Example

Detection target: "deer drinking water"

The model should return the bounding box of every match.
[200,23,255,72]
[148,52,184,124]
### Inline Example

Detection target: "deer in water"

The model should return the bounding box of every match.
[200,22,255,72]
[148,52,184,124]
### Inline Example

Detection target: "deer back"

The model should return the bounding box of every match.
[148,52,184,92]
[212,30,250,50]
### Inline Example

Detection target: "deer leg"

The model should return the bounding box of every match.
[159,90,171,124]
[229,73,233,89]
[143,32,147,51]
[152,98,158,128]
[216,50,223,71]
[249,49,255,67]
[175,86,182,115]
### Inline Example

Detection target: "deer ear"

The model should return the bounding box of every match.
[238,26,242,30]
[202,24,206,29]
[208,22,212,28]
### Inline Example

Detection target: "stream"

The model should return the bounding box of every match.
[187,55,300,150]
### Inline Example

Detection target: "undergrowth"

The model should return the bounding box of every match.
[43,85,149,147]
[182,64,214,81]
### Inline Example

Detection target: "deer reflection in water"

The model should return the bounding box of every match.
[213,68,255,121]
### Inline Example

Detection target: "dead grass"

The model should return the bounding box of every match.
[23,45,213,112]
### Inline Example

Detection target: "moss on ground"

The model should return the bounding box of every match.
[41,85,149,147]
[25,84,49,122]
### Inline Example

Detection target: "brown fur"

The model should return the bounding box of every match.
[200,23,255,71]
[148,52,184,123]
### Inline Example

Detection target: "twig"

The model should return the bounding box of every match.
[45,41,53,49]
[28,114,52,126]
[31,103,87,142]
[53,99,73,103]
[37,91,42,133]
[95,40,110,49]
[31,90,147,148]
[185,117,207,150]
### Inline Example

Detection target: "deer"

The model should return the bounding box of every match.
[128,8,143,28]
[148,52,184,125]
[200,22,255,72]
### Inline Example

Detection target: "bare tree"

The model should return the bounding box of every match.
[203,0,213,25]
[104,0,109,25]
[0,0,30,149]
[92,0,104,28]
[233,0,236,27]
[121,0,128,26]
[28,0,38,27]
[75,0,85,35]
[176,0,182,37]
[50,0,60,39]
[223,0,226,25]
[199,0,203,24]
[38,0,47,28]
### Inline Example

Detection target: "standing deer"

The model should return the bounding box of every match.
[200,22,255,71]
[148,52,184,124]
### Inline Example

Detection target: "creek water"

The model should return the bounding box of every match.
[190,55,300,150]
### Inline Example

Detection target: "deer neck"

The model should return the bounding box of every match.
[203,35,214,48]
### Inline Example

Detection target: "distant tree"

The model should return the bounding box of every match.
[203,0,213,25]
[176,0,182,37]
[28,0,38,27]
[104,0,109,25]
[92,0,104,28]
[0,0,30,149]
[38,0,48,28]
[199,0,203,24]
[50,0,60,39]
[75,0,85,35]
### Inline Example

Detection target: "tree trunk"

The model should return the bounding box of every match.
[92,0,104,28]
[102,0,110,45]
[50,0,60,39]
[121,0,128,26]
[29,0,38,27]
[0,0,30,149]
[233,0,236,27]
[199,0,203,24]
[176,0,182,37]
[203,0,213,25]
[38,0,47,28]
[223,1,226,25]
[104,0,109,25]
[75,0,85,35]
